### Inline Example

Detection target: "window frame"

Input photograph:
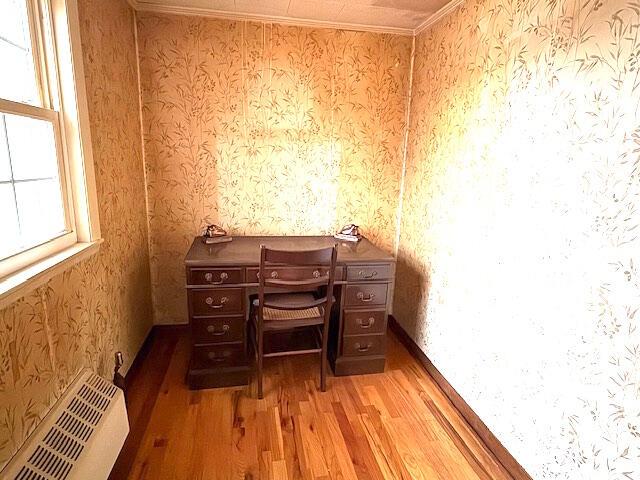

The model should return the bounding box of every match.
[0,98,78,278]
[0,0,101,308]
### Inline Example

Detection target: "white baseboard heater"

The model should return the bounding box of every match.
[1,369,129,480]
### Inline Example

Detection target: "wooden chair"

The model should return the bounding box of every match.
[250,244,338,399]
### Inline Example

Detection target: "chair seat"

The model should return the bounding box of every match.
[262,307,322,321]
[252,293,322,324]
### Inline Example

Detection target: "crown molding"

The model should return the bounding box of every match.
[131,2,414,35]
[413,0,463,35]
[126,0,462,37]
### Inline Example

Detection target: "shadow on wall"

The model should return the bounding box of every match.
[393,251,430,341]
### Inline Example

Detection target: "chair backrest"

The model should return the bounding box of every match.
[258,244,338,312]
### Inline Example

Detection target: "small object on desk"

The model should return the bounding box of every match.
[202,224,232,244]
[334,224,362,242]
[203,236,232,244]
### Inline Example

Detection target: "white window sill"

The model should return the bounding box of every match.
[0,239,103,311]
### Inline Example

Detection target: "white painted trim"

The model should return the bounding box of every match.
[0,232,78,280]
[413,0,464,35]
[132,2,414,35]
[126,0,463,37]
[0,98,58,121]
[394,34,416,258]
[0,239,102,310]
[132,8,156,324]
[50,0,102,243]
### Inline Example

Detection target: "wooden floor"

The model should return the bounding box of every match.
[109,326,513,480]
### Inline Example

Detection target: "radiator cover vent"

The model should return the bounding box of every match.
[2,369,129,480]
[86,373,118,399]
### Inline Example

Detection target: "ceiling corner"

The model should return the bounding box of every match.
[413,0,464,36]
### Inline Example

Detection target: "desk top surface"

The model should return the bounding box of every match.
[185,236,395,266]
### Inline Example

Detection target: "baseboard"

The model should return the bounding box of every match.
[110,325,184,479]
[388,316,532,480]
[124,324,185,391]
[123,326,155,391]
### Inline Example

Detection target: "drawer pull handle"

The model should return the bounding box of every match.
[204,272,228,284]
[359,270,378,279]
[355,342,373,352]
[358,317,376,329]
[207,351,229,361]
[256,271,279,279]
[205,296,228,309]
[356,292,375,302]
[206,324,230,335]
[313,269,320,278]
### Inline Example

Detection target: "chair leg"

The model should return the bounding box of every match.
[320,353,326,392]
[320,326,328,392]
[257,327,264,399]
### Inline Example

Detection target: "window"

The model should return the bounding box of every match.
[0,0,100,302]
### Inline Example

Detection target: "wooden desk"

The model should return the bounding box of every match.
[184,236,396,389]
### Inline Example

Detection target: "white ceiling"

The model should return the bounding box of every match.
[131,0,461,35]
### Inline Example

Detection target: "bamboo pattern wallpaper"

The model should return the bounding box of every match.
[394,0,640,478]
[0,0,152,469]
[1,0,638,476]
[137,14,412,324]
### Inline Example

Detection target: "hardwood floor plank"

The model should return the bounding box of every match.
[357,410,410,480]
[296,401,330,479]
[317,411,359,480]
[277,387,305,480]
[377,415,441,480]
[383,371,440,442]
[272,459,289,480]
[232,391,260,478]
[260,451,275,480]
[112,327,513,480]
[371,378,402,419]
[268,406,286,462]
[331,401,386,480]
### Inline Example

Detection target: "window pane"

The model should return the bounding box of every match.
[5,113,59,180]
[0,184,20,259]
[0,113,68,261]
[14,178,65,247]
[0,116,10,181]
[0,0,30,46]
[0,0,40,105]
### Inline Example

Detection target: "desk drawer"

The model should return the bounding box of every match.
[191,288,244,316]
[191,316,244,344]
[246,266,344,282]
[344,284,387,307]
[189,268,244,286]
[346,264,392,282]
[343,309,387,335]
[193,343,245,368]
[342,334,386,357]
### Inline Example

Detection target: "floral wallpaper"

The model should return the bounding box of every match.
[0,0,152,470]
[394,0,640,478]
[136,14,412,324]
